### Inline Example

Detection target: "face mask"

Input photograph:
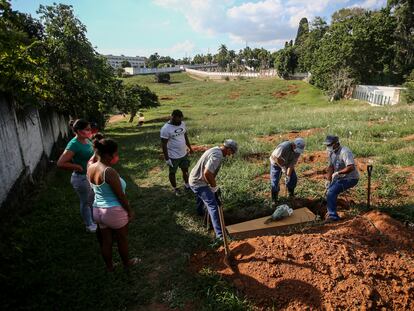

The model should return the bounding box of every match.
[110,154,119,165]
[79,129,92,139]
[326,146,334,152]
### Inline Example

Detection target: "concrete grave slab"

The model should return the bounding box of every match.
[227,207,316,239]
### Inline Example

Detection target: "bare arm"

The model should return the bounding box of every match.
[184,133,193,153]
[57,150,83,172]
[203,169,216,187]
[105,167,134,217]
[338,164,355,175]
[274,157,286,169]
[161,138,169,160]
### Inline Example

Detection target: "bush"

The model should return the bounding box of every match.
[155,72,170,83]
[403,69,414,104]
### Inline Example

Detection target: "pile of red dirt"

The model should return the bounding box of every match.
[272,85,300,99]
[190,211,414,310]
[257,128,323,144]
[243,152,268,163]
[229,91,241,99]
[192,145,211,153]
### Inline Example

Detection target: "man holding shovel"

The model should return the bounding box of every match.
[189,140,238,239]
[324,135,359,221]
[269,137,306,205]
[161,109,193,196]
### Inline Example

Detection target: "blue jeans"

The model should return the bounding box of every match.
[71,173,95,226]
[191,186,222,238]
[270,164,297,200]
[327,178,358,220]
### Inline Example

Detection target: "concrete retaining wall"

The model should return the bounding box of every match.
[0,95,69,207]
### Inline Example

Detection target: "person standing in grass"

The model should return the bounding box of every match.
[87,138,138,272]
[189,140,238,239]
[269,137,306,205]
[324,135,359,221]
[57,119,97,233]
[160,109,194,196]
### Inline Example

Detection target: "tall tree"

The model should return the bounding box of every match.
[387,0,414,79]
[294,17,309,46]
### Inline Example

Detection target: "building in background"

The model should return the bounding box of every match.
[104,55,146,69]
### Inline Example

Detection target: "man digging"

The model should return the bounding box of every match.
[189,140,238,240]
[160,109,193,196]
[269,137,306,206]
[324,135,359,221]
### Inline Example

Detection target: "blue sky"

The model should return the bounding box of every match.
[11,0,387,58]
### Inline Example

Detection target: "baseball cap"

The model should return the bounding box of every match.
[323,135,339,145]
[294,137,305,154]
[223,139,238,153]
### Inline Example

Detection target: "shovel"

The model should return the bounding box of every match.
[367,165,373,209]
[215,190,234,268]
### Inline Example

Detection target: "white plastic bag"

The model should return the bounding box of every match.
[271,204,293,220]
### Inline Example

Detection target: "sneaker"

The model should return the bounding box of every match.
[86,223,97,233]
[174,188,181,197]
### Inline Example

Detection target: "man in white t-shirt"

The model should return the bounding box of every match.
[160,110,193,195]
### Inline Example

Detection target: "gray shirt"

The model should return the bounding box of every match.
[189,147,223,188]
[269,141,300,168]
[329,146,359,180]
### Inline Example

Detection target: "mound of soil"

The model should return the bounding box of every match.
[229,91,241,99]
[190,211,414,310]
[243,152,268,163]
[272,85,300,98]
[192,145,211,153]
[258,128,323,144]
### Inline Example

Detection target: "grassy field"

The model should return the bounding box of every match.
[1,73,413,310]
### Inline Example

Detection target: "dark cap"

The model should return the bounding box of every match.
[171,109,183,117]
[323,135,339,145]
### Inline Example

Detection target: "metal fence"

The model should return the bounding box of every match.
[352,89,392,105]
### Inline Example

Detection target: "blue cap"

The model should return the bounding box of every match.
[323,135,339,145]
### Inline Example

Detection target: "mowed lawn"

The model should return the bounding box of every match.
[1,73,413,310]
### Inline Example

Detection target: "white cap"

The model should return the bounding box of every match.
[223,139,238,153]
[294,137,305,154]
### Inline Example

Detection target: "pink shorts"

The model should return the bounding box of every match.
[93,206,129,229]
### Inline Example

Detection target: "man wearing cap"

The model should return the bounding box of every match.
[269,138,306,205]
[189,140,238,239]
[324,135,359,221]
[161,109,193,196]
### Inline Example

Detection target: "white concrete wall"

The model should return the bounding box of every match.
[0,99,25,205]
[124,66,182,75]
[15,107,44,173]
[185,68,279,78]
[0,96,69,206]
[352,85,405,105]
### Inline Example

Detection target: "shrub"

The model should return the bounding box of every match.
[155,72,170,83]
[403,69,414,104]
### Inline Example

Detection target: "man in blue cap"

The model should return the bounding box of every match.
[269,137,306,205]
[324,135,359,221]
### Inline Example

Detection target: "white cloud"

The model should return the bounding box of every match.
[350,0,387,10]
[97,40,196,58]
[153,0,355,46]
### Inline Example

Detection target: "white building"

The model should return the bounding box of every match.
[104,55,146,69]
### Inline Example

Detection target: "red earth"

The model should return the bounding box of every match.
[190,211,414,310]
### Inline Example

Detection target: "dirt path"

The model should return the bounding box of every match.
[191,211,414,310]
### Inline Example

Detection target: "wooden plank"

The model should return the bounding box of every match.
[227,207,316,239]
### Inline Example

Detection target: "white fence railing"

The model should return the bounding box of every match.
[185,68,279,78]
[352,85,405,106]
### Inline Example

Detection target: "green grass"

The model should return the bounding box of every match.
[1,73,413,310]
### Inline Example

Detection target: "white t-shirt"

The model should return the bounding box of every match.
[160,121,187,159]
